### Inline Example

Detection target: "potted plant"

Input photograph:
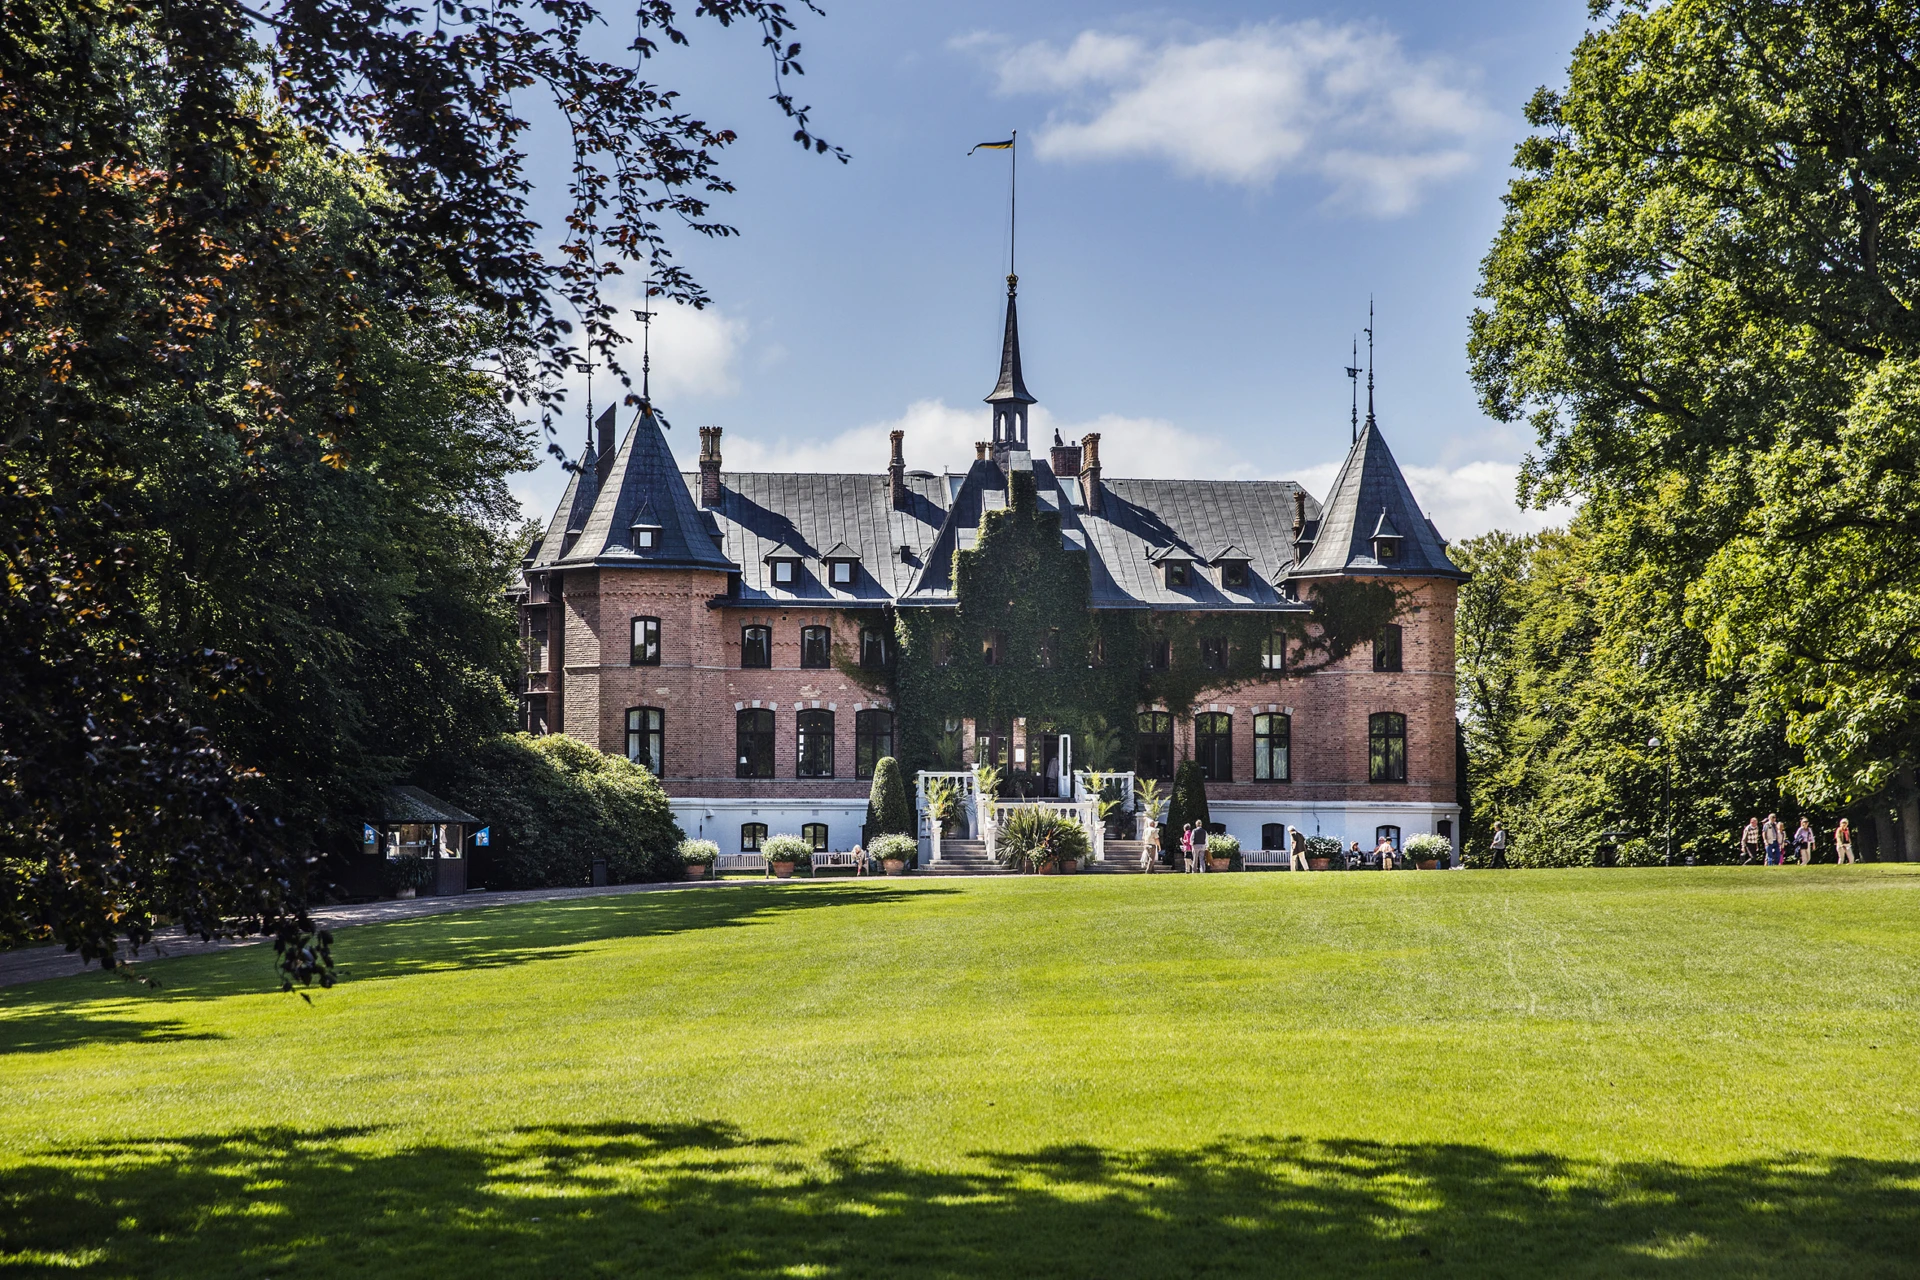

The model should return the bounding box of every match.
[761,834,811,879]
[1404,833,1450,870]
[1205,833,1240,872]
[923,776,963,837]
[998,805,1091,873]
[1300,834,1344,871]
[1134,777,1167,842]
[384,853,434,899]
[869,833,917,876]
[678,838,719,879]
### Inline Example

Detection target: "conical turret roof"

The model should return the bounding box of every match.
[985,276,1036,405]
[1290,418,1463,580]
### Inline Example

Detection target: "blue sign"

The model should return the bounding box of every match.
[363,824,377,845]
[474,826,490,847]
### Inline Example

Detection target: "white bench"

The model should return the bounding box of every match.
[713,853,764,874]
[809,851,869,876]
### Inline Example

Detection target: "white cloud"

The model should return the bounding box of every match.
[546,278,748,426]
[967,21,1495,214]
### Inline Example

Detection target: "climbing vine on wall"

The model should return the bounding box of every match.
[884,468,1405,776]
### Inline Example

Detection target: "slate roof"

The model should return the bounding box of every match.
[1078,477,1320,611]
[687,470,952,604]
[374,785,480,825]
[530,408,738,574]
[1291,417,1464,579]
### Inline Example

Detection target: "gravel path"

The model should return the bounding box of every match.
[0,878,745,991]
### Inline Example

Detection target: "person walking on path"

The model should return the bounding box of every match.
[1793,817,1816,865]
[1835,818,1856,864]
[1740,817,1763,865]
[1288,827,1309,872]
[1490,823,1510,869]
[1180,822,1196,873]
[1762,813,1784,866]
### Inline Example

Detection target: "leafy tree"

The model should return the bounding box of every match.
[865,758,914,839]
[1470,0,1920,845]
[1,1,840,977]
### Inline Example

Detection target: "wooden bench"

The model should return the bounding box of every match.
[713,853,764,874]
[809,851,869,876]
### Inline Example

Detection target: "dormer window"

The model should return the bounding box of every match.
[1152,547,1195,589]
[1211,545,1253,590]
[1167,562,1189,588]
[630,522,661,552]
[821,541,860,589]
[763,542,804,588]
[1371,511,1404,564]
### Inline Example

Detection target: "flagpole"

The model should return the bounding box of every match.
[1009,130,1017,279]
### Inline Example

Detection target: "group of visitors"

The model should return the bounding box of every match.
[1738,814,1854,865]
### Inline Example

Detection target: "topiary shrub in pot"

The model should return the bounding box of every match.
[998,806,1092,873]
[1300,834,1344,870]
[866,757,915,839]
[761,834,812,878]
[1205,833,1242,872]
[1404,833,1451,870]
[868,832,917,875]
[678,838,719,879]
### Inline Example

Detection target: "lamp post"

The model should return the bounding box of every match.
[1648,735,1672,866]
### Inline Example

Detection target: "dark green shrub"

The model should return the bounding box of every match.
[428,733,683,889]
[383,854,436,896]
[866,757,914,837]
[1162,759,1210,863]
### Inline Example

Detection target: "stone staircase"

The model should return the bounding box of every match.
[1090,840,1159,872]
[924,839,1006,875]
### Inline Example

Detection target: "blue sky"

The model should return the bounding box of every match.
[514,0,1595,539]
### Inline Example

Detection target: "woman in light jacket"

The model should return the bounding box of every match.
[1834,818,1855,865]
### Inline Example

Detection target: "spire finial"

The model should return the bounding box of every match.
[639,276,653,407]
[1345,336,1361,445]
[1364,297,1376,429]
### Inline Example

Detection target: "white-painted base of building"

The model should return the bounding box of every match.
[1206,800,1462,858]
[672,797,870,856]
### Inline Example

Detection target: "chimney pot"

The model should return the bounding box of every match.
[1292,489,1306,537]
[699,425,723,506]
[975,441,989,461]
[1078,432,1104,515]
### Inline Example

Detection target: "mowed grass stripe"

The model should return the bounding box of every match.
[1,868,1916,1277]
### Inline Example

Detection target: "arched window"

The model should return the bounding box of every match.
[1375,825,1401,851]
[1261,823,1287,851]
[1195,712,1233,781]
[740,822,767,852]
[800,625,832,669]
[625,706,663,776]
[797,709,835,778]
[1369,712,1407,783]
[630,616,661,666]
[741,625,772,669]
[802,822,830,852]
[1255,713,1290,782]
[736,709,775,779]
[1136,711,1174,779]
[855,709,893,779]
[1374,624,1403,672]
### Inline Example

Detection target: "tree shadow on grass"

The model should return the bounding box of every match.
[4,884,951,1009]
[3,1122,1914,1278]
[0,1011,224,1056]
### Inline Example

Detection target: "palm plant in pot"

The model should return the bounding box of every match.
[1134,777,1167,843]
[760,834,811,879]
[869,833,917,876]
[1404,832,1451,870]
[923,776,963,838]
[998,805,1092,873]
[678,838,719,879]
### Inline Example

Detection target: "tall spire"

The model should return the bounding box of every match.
[1365,297,1376,428]
[1345,336,1361,444]
[986,273,1036,452]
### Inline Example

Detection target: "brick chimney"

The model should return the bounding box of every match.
[975,441,989,461]
[1079,432,1103,515]
[1292,489,1306,538]
[698,425,723,507]
[1049,429,1081,479]
[889,429,908,510]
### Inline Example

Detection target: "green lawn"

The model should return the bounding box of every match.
[2,868,1918,1277]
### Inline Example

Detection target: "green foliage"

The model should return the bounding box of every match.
[761,835,812,868]
[1163,761,1211,860]
[1206,833,1243,871]
[1469,0,1920,819]
[997,807,1092,871]
[865,758,914,838]
[868,834,918,864]
[922,777,963,831]
[1135,778,1168,827]
[381,856,437,896]
[678,840,719,868]
[430,734,683,889]
[1404,834,1450,865]
[1300,835,1345,864]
